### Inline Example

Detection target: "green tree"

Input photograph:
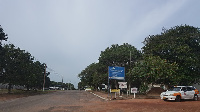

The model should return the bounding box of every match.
[78,62,108,90]
[31,62,49,89]
[130,55,178,92]
[78,65,93,88]
[1,44,22,93]
[0,25,8,83]
[0,25,51,92]
[0,25,8,45]
[78,81,84,90]
[1,44,50,92]
[142,25,200,85]
[17,51,35,90]
[98,43,141,89]
[99,43,141,69]
[78,43,141,90]
[50,81,57,87]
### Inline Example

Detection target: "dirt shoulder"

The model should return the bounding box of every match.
[82,98,200,112]
[90,90,160,100]
[0,90,54,102]
[84,90,200,112]
[84,91,200,112]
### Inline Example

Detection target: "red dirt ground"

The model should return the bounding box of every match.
[1,89,200,112]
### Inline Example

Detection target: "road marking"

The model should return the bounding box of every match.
[90,92,108,101]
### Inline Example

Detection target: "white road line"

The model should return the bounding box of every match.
[90,92,108,101]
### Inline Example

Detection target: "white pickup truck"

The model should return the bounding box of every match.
[160,86,199,102]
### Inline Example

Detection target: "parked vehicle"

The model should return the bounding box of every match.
[85,88,92,91]
[160,86,199,102]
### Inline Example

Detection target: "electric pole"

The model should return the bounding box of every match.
[43,64,46,91]
[129,51,131,96]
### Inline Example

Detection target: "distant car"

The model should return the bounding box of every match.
[160,86,199,102]
[85,88,92,91]
[49,87,59,90]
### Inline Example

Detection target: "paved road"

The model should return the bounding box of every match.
[0,90,103,112]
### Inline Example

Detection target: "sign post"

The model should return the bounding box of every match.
[108,66,125,80]
[131,88,138,98]
[118,82,127,89]
[110,89,120,98]
[118,82,127,96]
[108,66,125,98]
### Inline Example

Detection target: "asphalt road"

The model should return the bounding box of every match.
[0,90,102,112]
[2,91,200,112]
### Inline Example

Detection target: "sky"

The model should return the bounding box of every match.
[0,0,200,88]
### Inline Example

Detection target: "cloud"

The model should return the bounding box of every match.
[0,0,199,88]
[121,1,187,48]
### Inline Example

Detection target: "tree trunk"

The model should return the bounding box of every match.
[8,83,12,94]
[115,80,118,89]
[27,85,30,91]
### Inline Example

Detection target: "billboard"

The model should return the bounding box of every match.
[108,66,125,80]
[118,82,127,88]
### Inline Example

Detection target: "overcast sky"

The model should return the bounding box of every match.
[0,0,200,88]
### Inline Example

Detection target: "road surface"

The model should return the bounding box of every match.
[0,90,102,112]
[1,90,200,112]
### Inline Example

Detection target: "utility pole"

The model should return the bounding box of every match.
[62,76,63,90]
[129,51,131,96]
[43,64,46,91]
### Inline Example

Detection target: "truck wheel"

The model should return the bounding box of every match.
[194,95,198,101]
[176,95,181,102]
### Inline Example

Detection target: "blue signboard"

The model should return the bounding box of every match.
[108,66,125,80]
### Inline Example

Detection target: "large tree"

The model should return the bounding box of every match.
[1,44,50,92]
[78,63,107,90]
[0,25,8,45]
[142,25,200,85]
[0,26,51,92]
[98,43,142,89]
[129,55,178,92]
[99,43,141,69]
[78,43,141,90]
[1,44,22,93]
[0,25,8,83]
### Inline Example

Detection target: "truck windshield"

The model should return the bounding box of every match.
[168,87,181,91]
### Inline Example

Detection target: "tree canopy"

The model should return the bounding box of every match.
[0,25,73,92]
[142,25,200,85]
[79,25,200,92]
[0,44,50,92]
[99,43,141,69]
[0,25,51,92]
[0,25,8,45]
[129,55,178,88]
[78,43,142,89]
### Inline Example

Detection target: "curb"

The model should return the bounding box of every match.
[90,92,109,101]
